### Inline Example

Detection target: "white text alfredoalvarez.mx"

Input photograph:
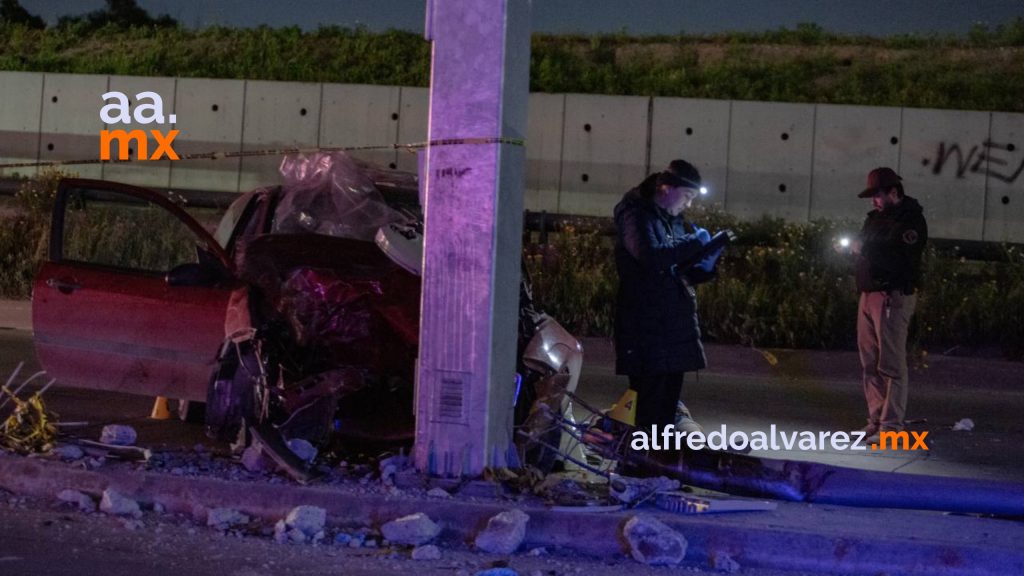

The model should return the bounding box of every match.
[632,424,929,452]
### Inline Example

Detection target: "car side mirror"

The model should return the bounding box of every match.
[166,262,223,287]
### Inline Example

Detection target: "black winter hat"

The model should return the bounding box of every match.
[667,159,702,189]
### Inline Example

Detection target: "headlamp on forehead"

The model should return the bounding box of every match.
[678,176,706,196]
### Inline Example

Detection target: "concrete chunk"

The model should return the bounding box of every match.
[474,509,529,555]
[99,489,140,517]
[241,442,273,472]
[57,489,95,512]
[623,515,687,566]
[99,425,137,446]
[285,505,326,538]
[381,512,441,546]
[52,444,84,461]
[288,527,307,543]
[206,508,250,530]
[273,519,289,544]
[411,544,442,560]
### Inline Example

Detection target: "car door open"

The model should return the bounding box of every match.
[32,178,240,401]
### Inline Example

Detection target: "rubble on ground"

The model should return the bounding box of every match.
[207,507,250,531]
[99,489,140,517]
[953,418,975,432]
[709,550,741,573]
[56,489,95,512]
[51,444,84,461]
[411,544,442,560]
[14,418,729,569]
[241,441,273,472]
[99,425,137,446]
[622,515,687,566]
[475,509,529,555]
[381,512,441,545]
[274,505,327,544]
[378,454,410,487]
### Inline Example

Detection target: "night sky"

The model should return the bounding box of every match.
[20,0,1024,36]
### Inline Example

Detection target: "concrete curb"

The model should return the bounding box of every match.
[1,454,1022,575]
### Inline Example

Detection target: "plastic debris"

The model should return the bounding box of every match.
[609,474,680,505]
[275,152,402,241]
[286,438,317,463]
[1,366,58,454]
[655,491,777,514]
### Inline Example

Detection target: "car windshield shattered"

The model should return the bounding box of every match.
[273,152,404,241]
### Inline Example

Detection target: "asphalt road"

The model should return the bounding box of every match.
[574,340,1024,482]
[3,327,1024,576]
[3,328,1023,483]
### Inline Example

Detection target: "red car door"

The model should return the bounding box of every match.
[32,179,241,402]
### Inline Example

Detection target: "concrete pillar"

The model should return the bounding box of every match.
[414,0,531,476]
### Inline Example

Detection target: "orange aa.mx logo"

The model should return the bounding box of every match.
[99,91,179,161]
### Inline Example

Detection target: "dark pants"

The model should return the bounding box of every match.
[629,372,684,432]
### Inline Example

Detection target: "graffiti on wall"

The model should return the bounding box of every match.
[925,140,1022,184]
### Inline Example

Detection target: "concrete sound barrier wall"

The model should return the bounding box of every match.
[2,72,1023,241]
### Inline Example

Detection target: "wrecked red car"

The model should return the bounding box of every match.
[31,153,581,471]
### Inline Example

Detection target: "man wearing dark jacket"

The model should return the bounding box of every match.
[613,159,722,435]
[852,167,928,442]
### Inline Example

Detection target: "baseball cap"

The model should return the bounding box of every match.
[859,167,902,198]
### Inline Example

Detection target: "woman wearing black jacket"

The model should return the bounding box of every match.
[613,160,722,436]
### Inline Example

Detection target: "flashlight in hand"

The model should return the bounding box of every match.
[834,235,859,254]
